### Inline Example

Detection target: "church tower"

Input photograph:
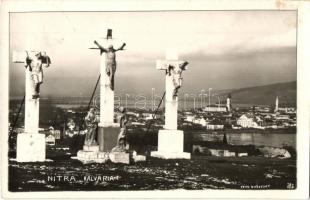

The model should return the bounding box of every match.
[274,96,279,113]
[226,93,232,112]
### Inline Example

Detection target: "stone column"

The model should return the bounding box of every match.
[99,48,115,126]
[164,71,178,130]
[24,68,39,134]
[97,39,121,152]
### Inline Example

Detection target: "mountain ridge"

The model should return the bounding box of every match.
[216,81,296,107]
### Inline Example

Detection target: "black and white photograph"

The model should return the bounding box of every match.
[1,0,310,199]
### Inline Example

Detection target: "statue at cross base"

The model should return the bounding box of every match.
[111,107,128,152]
[93,40,126,91]
[83,107,99,146]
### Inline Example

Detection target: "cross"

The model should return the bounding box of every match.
[156,49,189,100]
[12,50,51,162]
[89,29,123,53]
[156,49,189,130]
[89,29,126,126]
[156,49,188,71]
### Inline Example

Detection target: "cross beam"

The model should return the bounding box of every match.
[156,49,188,71]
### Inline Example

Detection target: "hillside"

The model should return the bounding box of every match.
[216,81,296,107]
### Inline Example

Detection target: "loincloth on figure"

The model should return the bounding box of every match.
[173,76,183,88]
[31,71,43,84]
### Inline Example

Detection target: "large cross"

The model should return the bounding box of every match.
[89,29,125,126]
[12,50,50,162]
[156,49,189,130]
[12,51,42,134]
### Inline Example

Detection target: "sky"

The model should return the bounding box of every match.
[9,11,297,97]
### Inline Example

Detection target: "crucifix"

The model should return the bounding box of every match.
[90,29,126,126]
[86,29,126,153]
[156,49,188,130]
[151,49,191,159]
[12,50,51,162]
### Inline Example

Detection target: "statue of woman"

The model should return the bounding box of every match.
[112,107,128,152]
[84,108,99,146]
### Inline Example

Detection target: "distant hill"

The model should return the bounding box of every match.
[9,76,296,107]
[216,81,296,107]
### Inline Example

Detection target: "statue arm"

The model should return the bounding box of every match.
[94,40,107,53]
[43,56,51,68]
[25,56,32,71]
[179,61,189,70]
[115,43,126,51]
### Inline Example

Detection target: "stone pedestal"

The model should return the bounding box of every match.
[75,145,109,164]
[133,154,147,162]
[151,130,191,159]
[97,124,120,152]
[109,152,130,164]
[16,133,46,162]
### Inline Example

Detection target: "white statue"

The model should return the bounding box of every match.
[25,51,51,99]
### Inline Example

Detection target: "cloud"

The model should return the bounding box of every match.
[9,11,297,97]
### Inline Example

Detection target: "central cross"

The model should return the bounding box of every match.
[90,29,126,126]
[156,49,188,130]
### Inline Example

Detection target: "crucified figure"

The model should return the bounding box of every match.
[167,61,188,98]
[25,51,51,99]
[94,40,126,90]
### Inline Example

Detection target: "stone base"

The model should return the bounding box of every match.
[98,122,119,127]
[97,124,120,152]
[109,152,130,164]
[151,129,191,159]
[75,146,109,164]
[16,133,46,162]
[150,151,191,159]
[74,147,147,164]
[133,155,147,162]
[83,145,99,152]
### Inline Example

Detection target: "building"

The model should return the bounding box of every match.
[185,115,195,122]
[237,114,265,129]
[204,106,227,112]
[275,115,290,120]
[127,111,139,117]
[226,93,232,112]
[50,130,61,139]
[193,117,208,126]
[142,113,160,120]
[46,134,56,146]
[206,124,224,130]
[278,107,296,114]
[274,96,279,113]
